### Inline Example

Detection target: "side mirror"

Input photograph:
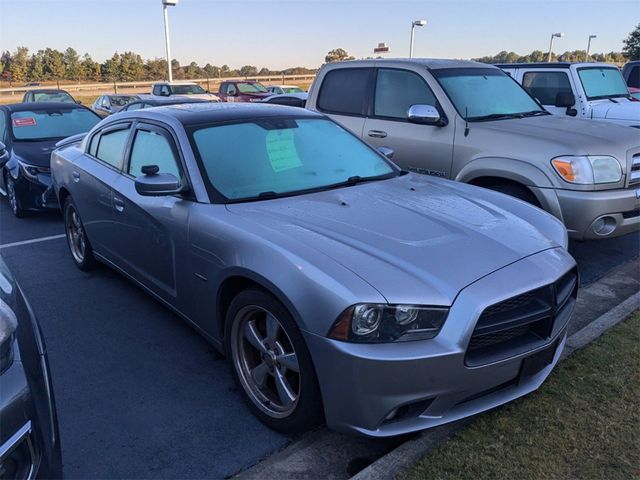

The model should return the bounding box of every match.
[377,146,394,159]
[407,104,444,126]
[134,166,184,196]
[0,142,8,169]
[555,91,575,108]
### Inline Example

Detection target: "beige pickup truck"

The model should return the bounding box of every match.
[306,58,640,240]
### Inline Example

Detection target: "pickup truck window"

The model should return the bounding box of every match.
[522,71,572,105]
[190,118,396,201]
[374,68,437,119]
[171,84,206,95]
[317,68,371,116]
[433,68,543,121]
[237,82,268,93]
[577,67,629,100]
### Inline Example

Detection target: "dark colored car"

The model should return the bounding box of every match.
[22,89,78,104]
[261,92,308,108]
[0,255,62,478]
[92,95,140,117]
[119,96,211,113]
[622,60,640,89]
[0,103,101,217]
[217,81,272,102]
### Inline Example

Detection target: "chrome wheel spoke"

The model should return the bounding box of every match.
[277,352,299,373]
[251,362,270,389]
[266,313,280,344]
[274,369,296,407]
[244,320,267,354]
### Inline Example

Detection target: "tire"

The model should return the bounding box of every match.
[488,183,540,207]
[5,172,26,218]
[225,288,323,434]
[63,197,97,271]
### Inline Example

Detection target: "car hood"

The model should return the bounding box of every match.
[12,139,58,168]
[226,174,563,306]
[589,100,640,122]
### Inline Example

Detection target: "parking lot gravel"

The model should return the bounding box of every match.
[0,200,638,478]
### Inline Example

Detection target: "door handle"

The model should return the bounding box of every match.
[72,171,80,183]
[113,196,125,213]
[368,130,387,138]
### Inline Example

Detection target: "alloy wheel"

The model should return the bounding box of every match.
[6,175,18,215]
[65,206,86,264]
[231,305,301,418]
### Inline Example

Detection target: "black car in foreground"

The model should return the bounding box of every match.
[0,102,100,217]
[0,255,62,478]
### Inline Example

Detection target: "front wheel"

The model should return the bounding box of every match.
[63,197,96,271]
[487,183,541,207]
[226,288,323,434]
[5,173,26,218]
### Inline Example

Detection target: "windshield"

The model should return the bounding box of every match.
[32,91,75,103]
[109,96,137,106]
[190,118,397,201]
[433,68,544,121]
[11,108,100,141]
[171,84,206,95]
[283,87,304,93]
[577,67,629,100]
[237,82,269,93]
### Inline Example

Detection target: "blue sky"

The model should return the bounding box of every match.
[1,0,638,69]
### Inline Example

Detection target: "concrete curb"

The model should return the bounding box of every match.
[351,291,640,480]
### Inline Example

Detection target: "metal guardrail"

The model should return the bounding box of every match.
[0,74,317,96]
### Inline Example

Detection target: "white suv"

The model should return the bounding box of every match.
[150,82,220,102]
[499,62,640,128]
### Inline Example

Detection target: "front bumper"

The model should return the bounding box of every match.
[13,172,59,212]
[305,248,576,437]
[552,187,640,240]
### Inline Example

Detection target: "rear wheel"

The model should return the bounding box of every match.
[226,288,323,434]
[63,197,96,271]
[5,173,26,218]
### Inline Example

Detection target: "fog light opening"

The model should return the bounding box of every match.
[591,216,616,236]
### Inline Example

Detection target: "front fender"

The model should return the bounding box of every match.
[455,156,556,188]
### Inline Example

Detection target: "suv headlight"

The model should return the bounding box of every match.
[551,155,622,184]
[328,304,448,343]
[0,298,17,374]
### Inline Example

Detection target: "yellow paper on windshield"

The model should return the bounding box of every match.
[266,129,302,172]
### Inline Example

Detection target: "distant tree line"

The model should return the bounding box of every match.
[0,46,317,85]
[474,49,627,65]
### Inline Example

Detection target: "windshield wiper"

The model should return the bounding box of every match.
[519,110,550,117]
[468,113,525,121]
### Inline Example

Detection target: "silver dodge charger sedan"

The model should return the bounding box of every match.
[51,103,577,437]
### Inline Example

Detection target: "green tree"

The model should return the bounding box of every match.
[0,51,11,81]
[184,61,202,79]
[623,23,640,60]
[239,65,258,77]
[29,51,45,81]
[120,51,145,81]
[10,46,30,83]
[63,47,82,80]
[103,52,121,82]
[203,63,220,78]
[145,58,168,80]
[43,48,66,80]
[325,48,354,63]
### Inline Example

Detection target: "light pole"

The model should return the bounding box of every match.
[162,0,178,82]
[547,32,564,62]
[586,35,597,62]
[409,20,427,58]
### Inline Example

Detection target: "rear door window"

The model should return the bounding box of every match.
[95,125,131,169]
[522,71,573,105]
[374,68,438,119]
[317,68,372,116]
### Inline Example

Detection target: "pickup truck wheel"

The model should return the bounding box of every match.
[5,173,26,218]
[226,288,323,434]
[63,197,97,271]
[488,183,540,207]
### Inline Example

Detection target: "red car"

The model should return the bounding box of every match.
[217,81,272,102]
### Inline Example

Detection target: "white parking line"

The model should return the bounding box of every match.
[0,234,66,250]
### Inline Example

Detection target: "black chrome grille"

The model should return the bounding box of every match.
[629,153,640,187]
[465,269,578,366]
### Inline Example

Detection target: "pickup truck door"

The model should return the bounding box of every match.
[109,123,191,307]
[362,68,455,178]
[519,69,577,116]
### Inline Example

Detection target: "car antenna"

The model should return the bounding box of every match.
[464,107,470,137]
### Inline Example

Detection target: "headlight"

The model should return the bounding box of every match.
[18,159,50,181]
[328,304,448,343]
[551,155,622,184]
[0,298,17,374]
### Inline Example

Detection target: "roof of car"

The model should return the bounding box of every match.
[495,62,617,69]
[24,88,72,94]
[131,102,321,125]
[130,96,211,106]
[0,102,88,112]
[327,58,491,70]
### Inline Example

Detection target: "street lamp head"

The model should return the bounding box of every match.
[552,32,564,38]
[162,0,178,6]
[413,20,427,27]
[589,34,597,39]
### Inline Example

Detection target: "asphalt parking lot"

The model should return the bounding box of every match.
[0,199,638,478]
